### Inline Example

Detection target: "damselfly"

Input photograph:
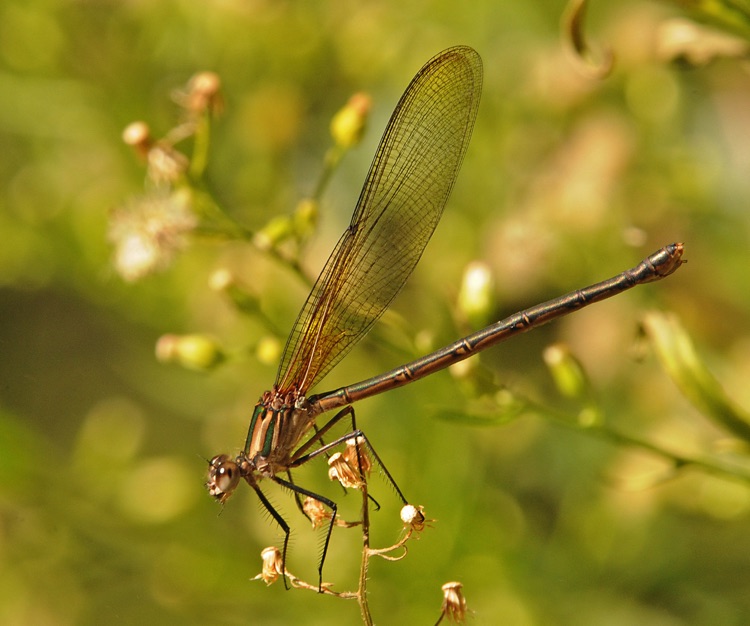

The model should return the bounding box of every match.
[206,45,684,585]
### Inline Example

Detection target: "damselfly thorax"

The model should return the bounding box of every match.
[207,386,321,500]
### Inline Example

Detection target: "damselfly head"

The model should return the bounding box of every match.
[206,454,240,503]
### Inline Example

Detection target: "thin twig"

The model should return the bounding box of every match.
[357,472,374,625]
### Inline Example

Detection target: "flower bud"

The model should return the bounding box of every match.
[255,336,282,367]
[457,261,494,328]
[543,343,590,401]
[253,215,294,251]
[209,268,263,316]
[330,92,371,149]
[156,334,225,371]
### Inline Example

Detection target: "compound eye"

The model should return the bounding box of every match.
[206,454,240,502]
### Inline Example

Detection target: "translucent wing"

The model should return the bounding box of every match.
[276,46,483,393]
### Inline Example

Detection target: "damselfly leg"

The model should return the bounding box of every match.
[263,406,409,590]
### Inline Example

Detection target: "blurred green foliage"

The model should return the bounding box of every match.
[2,0,750,624]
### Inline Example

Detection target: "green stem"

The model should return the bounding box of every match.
[312,146,345,202]
[530,400,750,484]
[190,115,211,179]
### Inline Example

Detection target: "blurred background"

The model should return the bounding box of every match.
[2,0,750,624]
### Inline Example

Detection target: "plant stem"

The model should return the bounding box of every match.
[357,480,373,626]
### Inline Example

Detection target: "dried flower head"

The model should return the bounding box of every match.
[327,452,360,489]
[400,504,427,532]
[342,436,371,472]
[109,189,197,281]
[253,546,285,586]
[122,121,153,158]
[328,437,371,489]
[440,581,468,623]
[146,143,189,185]
[176,71,224,117]
[122,121,188,185]
[303,496,332,529]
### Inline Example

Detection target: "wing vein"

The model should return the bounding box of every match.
[275,46,483,393]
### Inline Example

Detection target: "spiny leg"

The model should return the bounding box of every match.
[271,473,338,591]
[294,407,383,508]
[312,422,350,498]
[278,407,409,586]
[291,405,354,459]
[289,423,348,518]
[249,481,293,590]
[290,406,409,506]
[286,470,310,519]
